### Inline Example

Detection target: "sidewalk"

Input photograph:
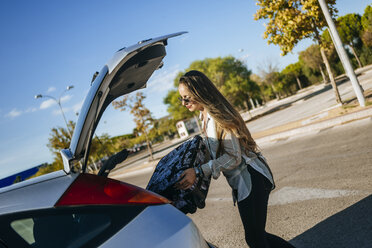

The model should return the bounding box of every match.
[254,99,372,144]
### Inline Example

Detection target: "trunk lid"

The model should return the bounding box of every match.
[62,32,186,173]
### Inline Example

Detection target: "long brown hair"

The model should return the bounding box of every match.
[179,70,258,154]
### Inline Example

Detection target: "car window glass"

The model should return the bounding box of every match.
[88,103,134,175]
[10,213,111,248]
[10,218,34,244]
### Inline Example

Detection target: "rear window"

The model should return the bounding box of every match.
[0,206,145,248]
[11,213,110,247]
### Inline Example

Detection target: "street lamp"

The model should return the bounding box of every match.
[35,85,74,138]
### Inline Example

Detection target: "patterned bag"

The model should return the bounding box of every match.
[146,135,211,214]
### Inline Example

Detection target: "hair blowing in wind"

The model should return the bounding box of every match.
[179,70,258,153]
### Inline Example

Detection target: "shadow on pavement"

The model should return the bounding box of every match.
[290,194,372,248]
[302,76,352,102]
[247,102,294,122]
[246,73,361,123]
[302,83,333,101]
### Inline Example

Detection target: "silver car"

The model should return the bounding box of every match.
[0,32,216,248]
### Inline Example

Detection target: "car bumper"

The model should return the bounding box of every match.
[101,204,210,248]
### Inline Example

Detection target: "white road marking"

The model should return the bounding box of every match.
[207,197,232,202]
[268,187,360,206]
[206,187,361,206]
[301,111,329,125]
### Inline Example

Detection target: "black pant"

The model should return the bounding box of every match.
[237,166,295,248]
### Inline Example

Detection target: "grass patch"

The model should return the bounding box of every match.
[342,104,358,110]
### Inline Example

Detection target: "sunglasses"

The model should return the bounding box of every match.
[178,97,192,104]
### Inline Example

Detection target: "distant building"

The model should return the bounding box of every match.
[176,117,201,139]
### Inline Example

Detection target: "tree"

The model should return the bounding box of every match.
[110,133,135,153]
[90,133,115,162]
[337,14,363,67]
[282,62,304,90]
[321,29,349,75]
[113,91,154,160]
[299,44,328,84]
[149,116,178,141]
[250,74,267,104]
[257,59,280,99]
[254,0,343,104]
[361,5,372,47]
[164,56,261,120]
[13,175,22,184]
[47,120,75,170]
[187,56,260,110]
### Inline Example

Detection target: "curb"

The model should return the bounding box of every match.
[256,107,372,144]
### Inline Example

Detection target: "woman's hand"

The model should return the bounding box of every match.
[175,168,196,190]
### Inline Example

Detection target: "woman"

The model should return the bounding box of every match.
[175,70,295,248]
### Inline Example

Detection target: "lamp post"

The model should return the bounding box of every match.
[35,85,74,138]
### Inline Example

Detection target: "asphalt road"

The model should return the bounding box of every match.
[116,117,372,248]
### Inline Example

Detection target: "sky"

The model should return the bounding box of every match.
[0,0,368,178]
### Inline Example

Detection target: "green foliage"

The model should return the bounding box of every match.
[254,0,338,55]
[299,44,323,70]
[361,4,372,31]
[30,163,63,179]
[109,133,134,151]
[321,29,333,50]
[47,120,75,169]
[45,120,120,175]
[194,57,258,108]
[359,45,372,65]
[13,175,22,184]
[298,43,342,83]
[281,61,306,92]
[164,56,260,119]
[361,5,372,47]
[149,116,178,141]
[89,133,116,162]
[337,13,364,67]
[337,14,363,47]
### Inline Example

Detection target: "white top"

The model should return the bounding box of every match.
[200,112,274,203]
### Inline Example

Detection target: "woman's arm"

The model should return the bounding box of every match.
[176,132,242,190]
[201,132,242,179]
[175,168,196,190]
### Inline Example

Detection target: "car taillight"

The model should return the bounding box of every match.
[55,174,170,206]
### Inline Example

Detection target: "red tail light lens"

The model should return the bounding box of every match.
[55,174,170,206]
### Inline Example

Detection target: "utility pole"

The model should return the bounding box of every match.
[318,0,365,107]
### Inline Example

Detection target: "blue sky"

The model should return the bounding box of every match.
[0,0,368,178]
